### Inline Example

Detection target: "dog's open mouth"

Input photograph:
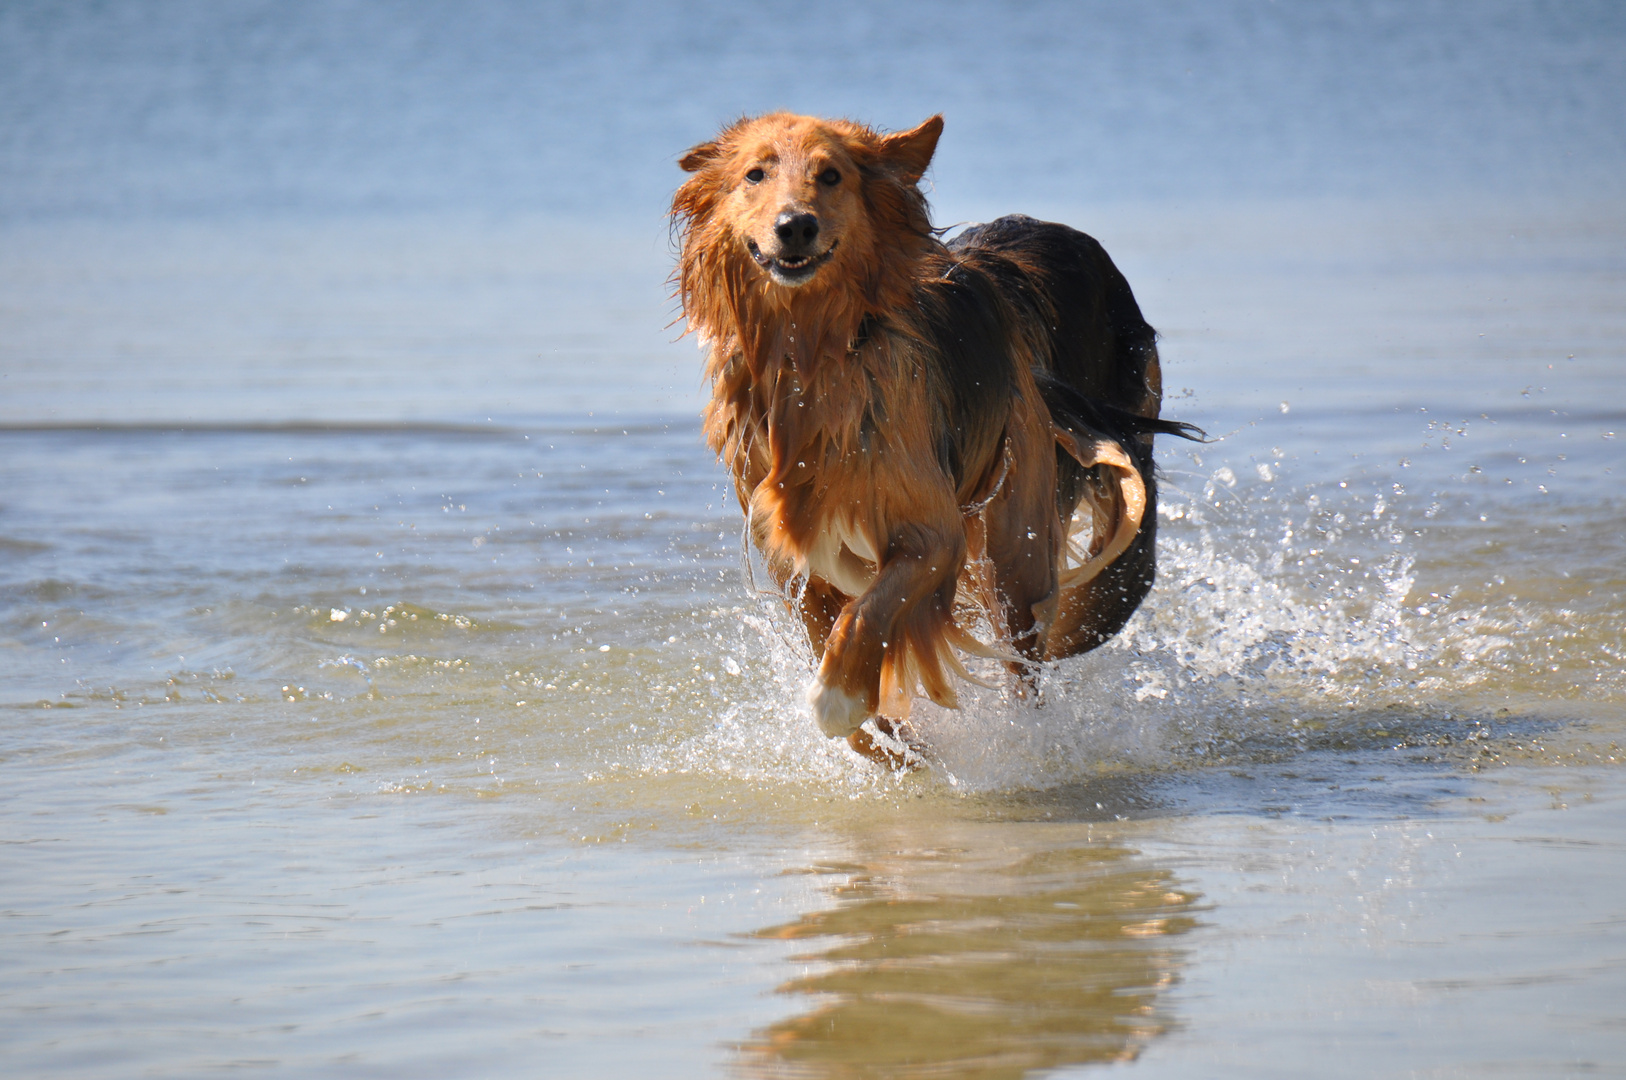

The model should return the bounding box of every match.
[746,239,839,284]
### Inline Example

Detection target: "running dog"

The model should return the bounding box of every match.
[671,113,1198,762]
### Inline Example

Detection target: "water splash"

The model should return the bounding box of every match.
[629,452,1622,796]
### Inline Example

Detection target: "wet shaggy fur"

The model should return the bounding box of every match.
[670,113,1197,753]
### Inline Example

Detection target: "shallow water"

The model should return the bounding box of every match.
[4,2,1626,1076]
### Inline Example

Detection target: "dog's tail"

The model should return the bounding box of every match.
[1035,373,1206,451]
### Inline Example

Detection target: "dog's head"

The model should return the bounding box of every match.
[674,113,942,293]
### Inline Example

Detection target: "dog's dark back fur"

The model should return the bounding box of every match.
[897,215,1174,506]
[932,215,1191,655]
[948,216,1161,415]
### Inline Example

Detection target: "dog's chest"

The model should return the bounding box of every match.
[802,505,879,597]
[734,331,944,595]
[765,364,893,595]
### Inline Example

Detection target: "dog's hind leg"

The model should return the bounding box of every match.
[1037,381,1193,661]
[1043,495,1158,660]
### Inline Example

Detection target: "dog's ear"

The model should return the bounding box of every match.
[877,115,943,184]
[679,141,720,172]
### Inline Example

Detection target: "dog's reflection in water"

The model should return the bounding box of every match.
[736,843,1197,1079]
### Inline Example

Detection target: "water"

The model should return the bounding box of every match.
[3,2,1625,1076]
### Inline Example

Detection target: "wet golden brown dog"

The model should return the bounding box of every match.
[671,113,1198,764]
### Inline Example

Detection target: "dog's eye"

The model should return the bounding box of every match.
[745,167,765,184]
[819,168,841,186]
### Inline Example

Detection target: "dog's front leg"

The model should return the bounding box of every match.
[805,521,965,738]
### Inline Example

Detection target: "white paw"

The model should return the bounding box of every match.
[805,679,870,738]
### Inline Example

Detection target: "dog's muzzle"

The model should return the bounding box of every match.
[746,237,840,286]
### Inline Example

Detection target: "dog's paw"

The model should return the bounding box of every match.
[847,719,927,772]
[805,678,871,738]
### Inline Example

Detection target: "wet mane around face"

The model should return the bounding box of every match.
[670,113,943,377]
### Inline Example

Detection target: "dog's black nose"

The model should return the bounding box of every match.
[774,211,819,249]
